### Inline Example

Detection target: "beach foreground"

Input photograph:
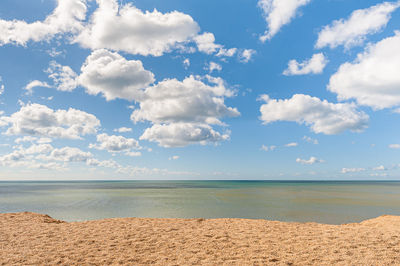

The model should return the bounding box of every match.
[1,212,399,265]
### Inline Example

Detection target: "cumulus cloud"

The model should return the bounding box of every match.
[194,32,221,54]
[296,156,323,165]
[0,103,100,139]
[89,133,141,154]
[316,1,400,49]
[131,75,239,147]
[131,75,239,125]
[113,127,132,133]
[0,0,87,46]
[259,94,369,134]
[283,53,328,75]
[341,167,365,174]
[23,80,51,94]
[140,123,230,148]
[328,31,400,110]
[39,146,93,162]
[258,0,311,41]
[78,49,155,101]
[75,0,200,56]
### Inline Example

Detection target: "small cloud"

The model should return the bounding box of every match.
[169,155,179,160]
[125,151,141,157]
[238,49,256,63]
[114,127,132,133]
[183,58,190,69]
[283,53,328,76]
[206,61,222,73]
[373,165,386,171]
[261,145,276,151]
[303,136,318,144]
[341,167,365,174]
[285,142,298,147]
[296,156,324,165]
[389,144,400,149]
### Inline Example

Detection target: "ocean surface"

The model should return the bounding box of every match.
[1,181,400,224]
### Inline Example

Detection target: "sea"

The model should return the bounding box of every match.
[1,180,400,224]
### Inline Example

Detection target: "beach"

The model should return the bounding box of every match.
[1,212,399,265]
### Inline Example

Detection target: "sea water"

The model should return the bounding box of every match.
[1,180,400,224]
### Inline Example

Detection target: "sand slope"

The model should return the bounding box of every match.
[1,212,400,265]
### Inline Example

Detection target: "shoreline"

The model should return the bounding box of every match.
[1,212,400,265]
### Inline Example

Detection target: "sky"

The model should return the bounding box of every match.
[0,0,400,180]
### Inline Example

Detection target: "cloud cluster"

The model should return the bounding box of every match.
[258,0,311,41]
[0,103,100,139]
[341,167,365,174]
[316,1,400,49]
[0,0,87,46]
[131,75,239,147]
[259,94,369,134]
[283,53,328,75]
[328,31,400,110]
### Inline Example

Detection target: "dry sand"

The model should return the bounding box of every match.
[1,212,400,265]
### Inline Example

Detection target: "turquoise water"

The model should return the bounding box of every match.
[1,181,400,224]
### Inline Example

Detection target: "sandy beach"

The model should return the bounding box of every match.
[1,212,399,265]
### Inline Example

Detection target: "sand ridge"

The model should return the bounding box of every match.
[1,212,400,265]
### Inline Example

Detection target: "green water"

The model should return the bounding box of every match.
[1,181,400,224]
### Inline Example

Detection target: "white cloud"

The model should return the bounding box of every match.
[194,32,221,54]
[15,136,38,144]
[389,144,400,149]
[303,136,318,144]
[258,0,311,41]
[0,76,4,95]
[89,133,141,153]
[183,58,190,69]
[75,0,200,56]
[46,61,78,92]
[261,145,276,151]
[131,75,239,147]
[373,165,386,171]
[259,94,369,134]
[216,48,237,57]
[341,167,365,174]
[169,155,179,160]
[125,151,142,157]
[283,53,328,75]
[0,0,87,46]
[140,123,230,148]
[38,146,93,162]
[316,1,400,49]
[328,31,400,110]
[238,49,256,63]
[113,127,132,133]
[296,156,323,165]
[207,62,222,73]
[131,75,239,125]
[78,49,155,101]
[23,80,51,94]
[0,103,100,139]
[285,142,298,147]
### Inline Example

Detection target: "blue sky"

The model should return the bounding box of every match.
[0,0,400,180]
